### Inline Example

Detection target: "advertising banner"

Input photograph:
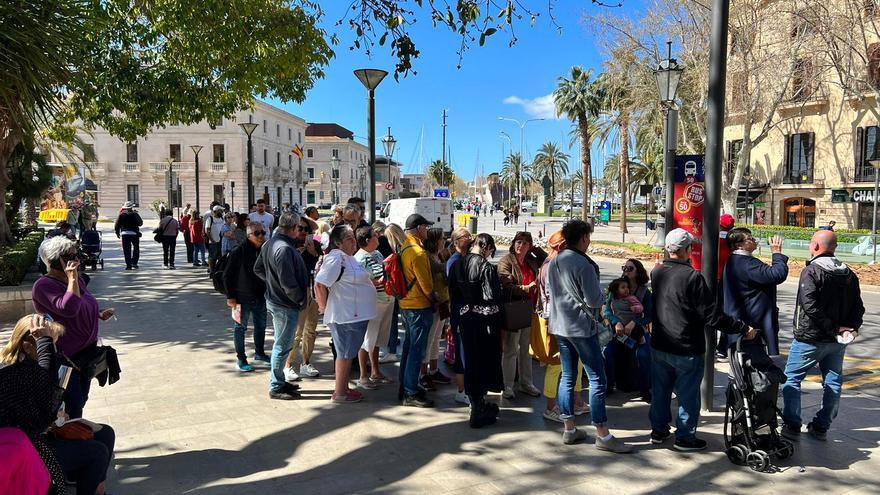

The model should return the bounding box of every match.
[599,201,611,223]
[672,155,705,268]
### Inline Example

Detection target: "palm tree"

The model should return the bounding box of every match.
[595,72,637,234]
[554,66,604,221]
[500,152,526,207]
[532,142,569,213]
[428,159,454,187]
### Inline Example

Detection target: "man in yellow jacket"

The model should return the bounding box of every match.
[397,213,437,407]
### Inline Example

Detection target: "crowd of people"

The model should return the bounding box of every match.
[1,195,868,492]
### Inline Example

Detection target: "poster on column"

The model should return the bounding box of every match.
[672,155,705,268]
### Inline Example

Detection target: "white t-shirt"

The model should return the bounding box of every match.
[248,211,275,230]
[314,249,377,324]
[205,214,223,243]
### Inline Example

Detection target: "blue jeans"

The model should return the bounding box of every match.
[266,301,300,392]
[233,301,267,361]
[604,333,652,393]
[782,338,847,430]
[557,335,608,424]
[63,368,92,419]
[386,299,400,354]
[192,242,206,264]
[398,307,433,398]
[649,349,704,440]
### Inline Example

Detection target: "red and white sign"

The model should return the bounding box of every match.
[384,182,394,190]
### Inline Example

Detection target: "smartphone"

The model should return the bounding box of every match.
[58,365,73,389]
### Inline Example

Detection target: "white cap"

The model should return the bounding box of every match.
[665,228,699,254]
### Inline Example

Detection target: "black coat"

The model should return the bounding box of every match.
[114,211,143,237]
[794,254,864,344]
[721,252,789,355]
[223,241,266,305]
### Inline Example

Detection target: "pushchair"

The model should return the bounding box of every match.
[724,338,794,472]
[79,229,104,271]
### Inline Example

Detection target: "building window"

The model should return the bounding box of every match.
[725,140,745,183]
[263,149,267,166]
[126,143,138,162]
[319,191,325,200]
[331,149,338,158]
[307,167,315,179]
[126,184,140,206]
[276,123,280,137]
[307,190,316,204]
[288,155,292,167]
[855,126,880,182]
[298,131,302,144]
[262,120,267,133]
[288,128,291,141]
[248,114,253,123]
[213,185,225,203]
[783,132,814,184]
[276,151,281,167]
[169,144,182,161]
[82,144,96,162]
[212,144,225,163]
[298,158,302,170]
[209,117,223,128]
[306,148,313,158]
[350,169,354,180]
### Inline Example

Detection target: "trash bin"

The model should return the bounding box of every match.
[468,215,478,234]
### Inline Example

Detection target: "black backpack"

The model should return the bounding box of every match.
[211,253,230,295]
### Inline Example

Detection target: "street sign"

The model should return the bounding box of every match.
[434,188,449,198]
[600,201,611,222]
[653,185,663,196]
[385,182,394,191]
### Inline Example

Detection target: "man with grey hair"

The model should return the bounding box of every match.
[223,221,270,372]
[650,228,756,452]
[254,212,310,400]
[342,203,365,230]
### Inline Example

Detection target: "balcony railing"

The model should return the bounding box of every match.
[149,161,194,174]
[210,162,226,173]
[83,162,107,176]
[122,162,140,173]
[775,167,825,186]
[852,166,877,183]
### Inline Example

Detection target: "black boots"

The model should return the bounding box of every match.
[468,396,498,429]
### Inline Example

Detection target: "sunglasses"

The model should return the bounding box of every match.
[251,231,266,237]
[621,265,635,273]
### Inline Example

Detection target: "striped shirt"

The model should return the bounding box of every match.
[354,249,393,304]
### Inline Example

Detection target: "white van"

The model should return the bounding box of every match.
[380,197,454,234]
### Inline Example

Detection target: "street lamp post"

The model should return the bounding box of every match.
[354,68,389,223]
[499,117,545,215]
[653,41,684,248]
[870,160,880,265]
[190,145,203,211]
[499,132,512,206]
[382,127,397,200]
[331,156,340,205]
[238,122,259,208]
[165,157,176,216]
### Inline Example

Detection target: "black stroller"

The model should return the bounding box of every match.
[724,338,794,472]
[79,229,104,271]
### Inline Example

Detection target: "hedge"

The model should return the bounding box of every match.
[738,224,870,243]
[0,230,45,286]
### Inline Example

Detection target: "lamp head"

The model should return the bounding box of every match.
[190,145,203,155]
[654,42,683,104]
[238,122,259,137]
[382,127,397,158]
[354,68,388,90]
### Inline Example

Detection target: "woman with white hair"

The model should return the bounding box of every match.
[31,237,115,418]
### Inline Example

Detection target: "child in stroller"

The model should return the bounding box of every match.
[724,338,794,471]
[79,229,104,271]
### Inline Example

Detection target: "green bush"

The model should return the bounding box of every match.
[0,230,45,286]
[738,224,869,243]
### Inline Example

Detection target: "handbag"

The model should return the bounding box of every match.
[502,297,534,332]
[66,344,109,381]
[153,227,162,243]
[50,420,95,441]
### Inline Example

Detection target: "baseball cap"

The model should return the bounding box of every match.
[405,213,433,230]
[665,228,699,254]
[719,213,735,230]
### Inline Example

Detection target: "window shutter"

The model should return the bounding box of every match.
[807,132,815,173]
[856,127,865,176]
[783,134,791,180]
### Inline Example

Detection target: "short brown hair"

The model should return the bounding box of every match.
[509,231,533,253]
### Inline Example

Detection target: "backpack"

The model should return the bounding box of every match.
[383,245,416,298]
[211,253,230,294]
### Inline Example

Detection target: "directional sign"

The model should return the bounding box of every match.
[653,185,663,197]
[434,188,449,198]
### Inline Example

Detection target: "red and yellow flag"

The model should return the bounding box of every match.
[292,144,304,159]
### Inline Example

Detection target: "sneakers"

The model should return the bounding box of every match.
[596,435,633,454]
[562,428,589,445]
[357,378,379,390]
[403,394,435,408]
[542,407,563,423]
[715,352,729,362]
[650,430,672,444]
[269,388,300,400]
[253,354,271,364]
[573,402,590,416]
[299,363,320,377]
[781,424,801,441]
[673,437,708,452]
[502,386,516,399]
[419,376,437,391]
[640,391,652,404]
[236,361,254,372]
[331,389,363,404]
[454,391,471,405]
[428,370,452,384]
[284,367,301,382]
[807,422,828,441]
[517,382,542,398]
[469,402,498,429]
[378,352,399,363]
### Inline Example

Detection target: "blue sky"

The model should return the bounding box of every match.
[269,1,642,182]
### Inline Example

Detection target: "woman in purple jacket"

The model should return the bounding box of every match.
[32,237,115,418]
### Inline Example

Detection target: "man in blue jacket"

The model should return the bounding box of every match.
[721,229,789,357]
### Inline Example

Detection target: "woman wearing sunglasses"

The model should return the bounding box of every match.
[602,258,653,402]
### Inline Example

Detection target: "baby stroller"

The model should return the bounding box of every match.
[79,229,104,271]
[724,338,794,472]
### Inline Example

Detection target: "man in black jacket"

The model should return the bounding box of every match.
[650,229,755,452]
[114,202,143,270]
[223,223,270,373]
[781,230,865,442]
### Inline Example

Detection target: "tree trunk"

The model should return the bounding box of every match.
[619,120,629,234]
[0,134,21,246]
[25,198,38,227]
[579,113,591,222]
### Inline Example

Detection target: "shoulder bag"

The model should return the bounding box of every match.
[501,263,534,331]
[554,259,612,346]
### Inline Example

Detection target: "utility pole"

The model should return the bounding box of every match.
[441,109,447,187]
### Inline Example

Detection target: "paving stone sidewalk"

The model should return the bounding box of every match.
[3,223,878,494]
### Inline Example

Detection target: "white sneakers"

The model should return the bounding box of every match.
[299,363,320,378]
[502,386,516,399]
[378,352,399,364]
[283,367,300,382]
[454,391,470,405]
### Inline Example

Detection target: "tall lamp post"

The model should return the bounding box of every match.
[190,145,203,211]
[238,122,259,208]
[653,41,684,248]
[499,116,545,214]
[382,127,397,200]
[354,68,389,223]
[499,132,512,205]
[331,156,340,205]
[165,157,176,216]
[869,159,880,265]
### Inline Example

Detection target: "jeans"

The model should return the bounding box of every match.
[48,424,115,495]
[121,234,139,268]
[557,335,607,424]
[604,333,652,393]
[266,301,300,392]
[782,338,847,430]
[398,307,433,398]
[386,299,400,354]
[233,301,267,361]
[161,235,177,266]
[192,242,206,264]
[649,348,704,440]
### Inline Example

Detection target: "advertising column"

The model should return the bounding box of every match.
[672,155,705,268]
